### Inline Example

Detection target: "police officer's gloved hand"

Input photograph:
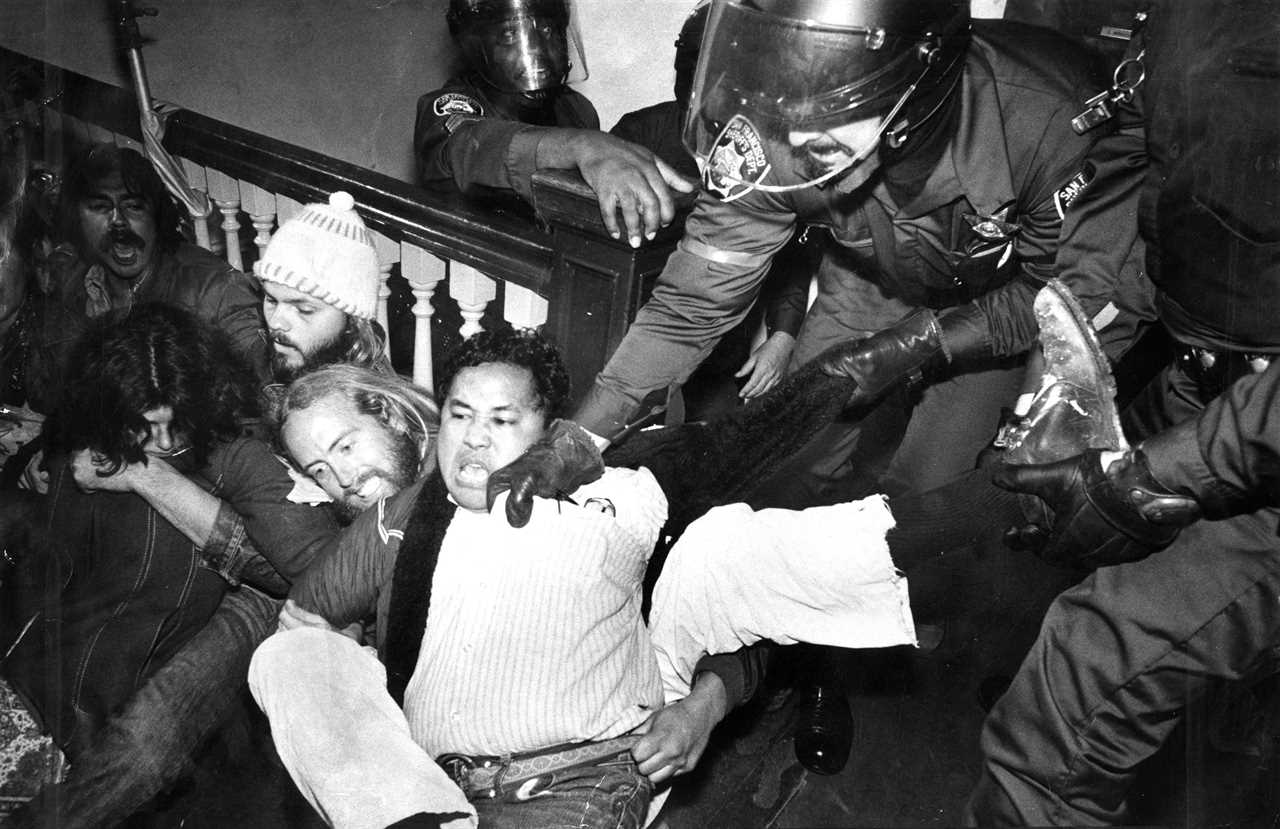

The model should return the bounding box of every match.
[992,448,1202,570]
[814,309,948,409]
[486,419,605,528]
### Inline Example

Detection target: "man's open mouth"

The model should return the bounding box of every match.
[456,460,490,487]
[111,243,139,265]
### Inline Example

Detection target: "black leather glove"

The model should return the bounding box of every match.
[485,419,605,528]
[814,310,946,409]
[992,448,1202,570]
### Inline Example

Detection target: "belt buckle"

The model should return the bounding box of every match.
[437,753,476,793]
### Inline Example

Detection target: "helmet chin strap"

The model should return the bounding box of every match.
[705,69,923,195]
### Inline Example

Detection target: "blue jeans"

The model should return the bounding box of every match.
[471,751,652,829]
[9,586,281,829]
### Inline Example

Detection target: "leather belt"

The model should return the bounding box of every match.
[438,734,639,800]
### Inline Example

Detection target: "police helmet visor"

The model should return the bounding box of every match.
[683,0,957,161]
[453,0,588,93]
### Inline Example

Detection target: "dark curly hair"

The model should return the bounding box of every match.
[56,143,185,253]
[44,303,256,474]
[437,326,570,420]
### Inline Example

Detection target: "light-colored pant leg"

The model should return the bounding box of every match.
[248,627,476,829]
[649,496,916,702]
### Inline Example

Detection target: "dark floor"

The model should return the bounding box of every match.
[97,542,1280,829]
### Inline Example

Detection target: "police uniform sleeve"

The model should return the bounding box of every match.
[575,190,798,438]
[1142,361,1280,520]
[414,88,538,199]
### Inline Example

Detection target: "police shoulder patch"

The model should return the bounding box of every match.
[703,114,773,203]
[1053,164,1095,220]
[433,92,483,118]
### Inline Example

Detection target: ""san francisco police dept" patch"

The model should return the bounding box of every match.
[703,114,772,202]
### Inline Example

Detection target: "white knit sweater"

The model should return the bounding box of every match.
[401,466,668,757]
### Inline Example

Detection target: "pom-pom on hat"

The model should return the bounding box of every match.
[253,191,379,320]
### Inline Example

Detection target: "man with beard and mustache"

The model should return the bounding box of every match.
[5,190,397,829]
[23,143,270,413]
[508,0,1155,773]
[254,191,393,385]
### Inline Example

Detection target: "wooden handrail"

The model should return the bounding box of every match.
[162,110,557,293]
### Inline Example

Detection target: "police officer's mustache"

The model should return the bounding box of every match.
[793,135,857,160]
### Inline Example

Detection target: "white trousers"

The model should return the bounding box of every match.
[650,494,916,702]
[248,628,478,829]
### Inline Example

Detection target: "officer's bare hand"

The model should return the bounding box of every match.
[632,672,728,784]
[736,332,795,401]
[539,130,696,247]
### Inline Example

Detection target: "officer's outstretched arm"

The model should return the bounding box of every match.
[534,129,696,247]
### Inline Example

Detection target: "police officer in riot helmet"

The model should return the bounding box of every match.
[416,0,694,246]
[686,0,969,198]
[445,0,587,114]
[493,0,1148,778]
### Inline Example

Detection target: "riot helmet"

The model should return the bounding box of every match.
[447,0,588,95]
[674,1,711,110]
[684,0,969,196]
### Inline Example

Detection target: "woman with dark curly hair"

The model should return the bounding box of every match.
[1,303,337,761]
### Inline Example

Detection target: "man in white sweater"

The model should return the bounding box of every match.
[250,328,914,829]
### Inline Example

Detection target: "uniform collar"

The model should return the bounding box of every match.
[875,44,1014,221]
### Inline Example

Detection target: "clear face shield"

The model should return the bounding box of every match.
[464,0,588,94]
[682,0,939,199]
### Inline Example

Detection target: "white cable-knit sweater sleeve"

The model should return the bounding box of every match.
[565,466,669,557]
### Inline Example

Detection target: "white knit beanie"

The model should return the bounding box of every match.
[253,191,379,320]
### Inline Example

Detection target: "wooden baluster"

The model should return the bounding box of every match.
[204,169,243,272]
[402,244,446,391]
[239,183,278,265]
[370,230,400,335]
[448,262,496,340]
[503,283,548,332]
[177,157,213,251]
[276,195,303,225]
